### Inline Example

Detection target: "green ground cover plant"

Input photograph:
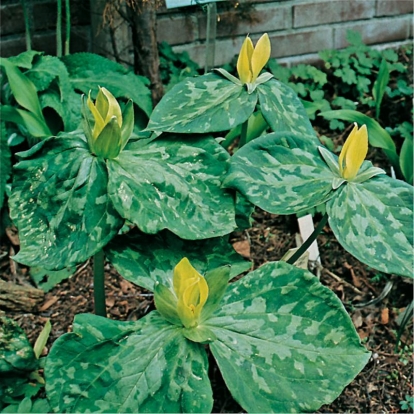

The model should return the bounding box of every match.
[1,32,412,413]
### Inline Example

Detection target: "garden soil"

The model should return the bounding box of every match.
[1,204,412,413]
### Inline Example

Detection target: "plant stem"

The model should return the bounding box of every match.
[93,249,107,317]
[56,0,62,57]
[21,0,32,51]
[64,0,71,55]
[287,213,329,266]
[239,120,249,148]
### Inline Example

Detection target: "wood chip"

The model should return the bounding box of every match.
[381,308,389,325]
[39,296,59,312]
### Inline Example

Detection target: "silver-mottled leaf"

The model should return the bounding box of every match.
[257,79,317,139]
[147,73,257,133]
[207,261,370,413]
[10,134,123,270]
[45,312,212,413]
[107,135,237,239]
[224,132,335,214]
[327,175,413,277]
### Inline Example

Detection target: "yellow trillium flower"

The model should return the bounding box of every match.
[173,258,209,328]
[338,123,368,180]
[237,33,271,84]
[87,87,123,140]
[82,86,134,159]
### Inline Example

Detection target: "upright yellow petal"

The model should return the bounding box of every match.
[101,87,123,127]
[339,124,368,180]
[173,258,202,299]
[95,88,109,121]
[237,36,254,84]
[251,33,271,82]
[87,91,105,139]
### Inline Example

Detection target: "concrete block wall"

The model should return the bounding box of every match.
[159,0,413,67]
[0,0,412,68]
[0,0,90,57]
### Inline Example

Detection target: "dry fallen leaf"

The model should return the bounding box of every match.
[232,240,251,258]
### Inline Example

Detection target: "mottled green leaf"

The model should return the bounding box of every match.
[61,53,152,118]
[207,261,370,413]
[29,266,74,292]
[257,79,318,139]
[107,135,236,239]
[0,317,37,374]
[45,312,212,413]
[0,123,11,209]
[327,176,413,277]
[224,132,335,214]
[106,230,250,291]
[147,73,257,133]
[10,134,123,270]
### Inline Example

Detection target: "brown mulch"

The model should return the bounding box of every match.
[1,207,413,413]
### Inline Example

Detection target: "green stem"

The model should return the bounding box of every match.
[238,120,249,148]
[64,0,71,55]
[56,0,62,57]
[287,213,329,265]
[21,0,32,51]
[93,249,107,317]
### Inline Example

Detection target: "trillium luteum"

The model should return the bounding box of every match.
[237,33,271,85]
[82,86,134,159]
[338,123,368,180]
[318,123,385,189]
[214,33,273,93]
[155,258,209,329]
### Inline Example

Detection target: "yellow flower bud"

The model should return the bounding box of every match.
[82,87,134,159]
[339,123,368,180]
[237,33,271,85]
[173,258,209,329]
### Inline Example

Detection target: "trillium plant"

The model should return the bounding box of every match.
[6,33,413,413]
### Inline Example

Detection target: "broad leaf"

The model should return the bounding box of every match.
[0,59,46,122]
[107,135,236,239]
[224,132,335,214]
[106,230,250,291]
[0,317,37,374]
[45,312,212,413]
[10,134,123,270]
[1,105,51,139]
[26,55,80,131]
[207,261,370,413]
[61,53,152,118]
[327,176,413,277]
[147,73,257,133]
[7,50,42,69]
[257,79,318,140]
